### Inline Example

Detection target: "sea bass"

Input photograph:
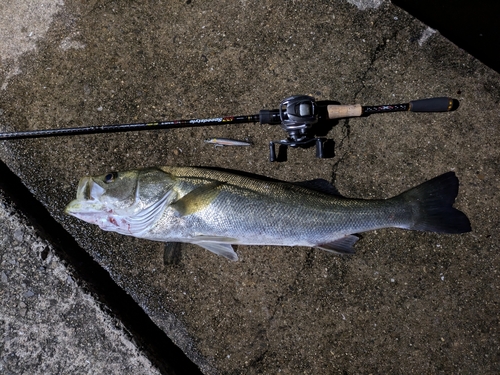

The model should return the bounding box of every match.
[65,167,471,261]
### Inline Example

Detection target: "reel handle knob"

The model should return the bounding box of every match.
[269,142,277,162]
[315,138,324,158]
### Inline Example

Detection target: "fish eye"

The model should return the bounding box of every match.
[104,172,118,184]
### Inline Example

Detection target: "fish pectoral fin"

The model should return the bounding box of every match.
[194,241,238,261]
[316,235,359,255]
[126,191,173,234]
[170,181,225,217]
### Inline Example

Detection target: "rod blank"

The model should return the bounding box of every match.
[0,115,260,140]
[0,97,456,140]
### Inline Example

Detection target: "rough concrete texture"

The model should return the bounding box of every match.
[0,0,499,374]
[0,192,161,374]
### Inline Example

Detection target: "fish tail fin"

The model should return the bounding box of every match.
[398,172,471,234]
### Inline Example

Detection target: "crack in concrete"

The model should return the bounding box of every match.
[332,29,400,182]
[353,31,398,100]
[330,123,351,188]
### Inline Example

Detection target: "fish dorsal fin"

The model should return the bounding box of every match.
[294,179,340,196]
[316,235,359,254]
[171,181,225,217]
[194,240,238,261]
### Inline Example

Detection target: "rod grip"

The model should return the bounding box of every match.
[409,97,454,112]
[326,104,363,119]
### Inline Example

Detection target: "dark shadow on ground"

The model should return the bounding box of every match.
[393,0,500,74]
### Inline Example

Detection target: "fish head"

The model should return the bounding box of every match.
[65,168,176,234]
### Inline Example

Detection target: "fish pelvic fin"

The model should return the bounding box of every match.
[163,242,182,266]
[316,235,359,255]
[195,241,238,261]
[398,172,471,234]
[171,181,225,217]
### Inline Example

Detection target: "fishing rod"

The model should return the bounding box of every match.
[0,95,456,161]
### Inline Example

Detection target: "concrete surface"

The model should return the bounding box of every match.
[0,191,161,374]
[1,0,499,374]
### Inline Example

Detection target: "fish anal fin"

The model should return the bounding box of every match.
[316,235,359,255]
[171,181,225,217]
[195,241,238,261]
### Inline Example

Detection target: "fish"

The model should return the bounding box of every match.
[65,167,471,261]
[204,138,252,147]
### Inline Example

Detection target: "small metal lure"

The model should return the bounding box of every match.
[204,138,252,147]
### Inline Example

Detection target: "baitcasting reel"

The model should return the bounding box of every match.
[258,94,455,162]
[260,95,323,162]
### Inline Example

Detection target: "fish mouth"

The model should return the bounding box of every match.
[75,176,105,201]
[64,199,105,220]
[65,175,173,234]
[64,177,106,219]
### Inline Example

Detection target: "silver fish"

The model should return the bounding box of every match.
[65,167,471,261]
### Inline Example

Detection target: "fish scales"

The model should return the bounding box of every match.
[65,166,471,261]
[155,167,408,241]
